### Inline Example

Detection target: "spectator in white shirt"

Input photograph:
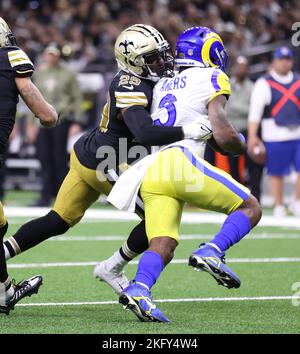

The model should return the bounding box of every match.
[248,47,300,217]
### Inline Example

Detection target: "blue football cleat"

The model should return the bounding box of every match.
[188,243,241,289]
[119,282,170,323]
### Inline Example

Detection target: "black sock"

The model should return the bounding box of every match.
[0,223,8,282]
[0,222,8,239]
[4,210,69,258]
[119,220,149,261]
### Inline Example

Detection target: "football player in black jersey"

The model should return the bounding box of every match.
[0,18,58,314]
[3,24,209,296]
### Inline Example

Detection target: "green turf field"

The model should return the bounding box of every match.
[1,216,300,334]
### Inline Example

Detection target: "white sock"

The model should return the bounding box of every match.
[105,250,128,271]
[5,281,14,300]
[4,237,20,259]
[0,278,14,304]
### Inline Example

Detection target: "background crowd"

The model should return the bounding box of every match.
[1,0,299,75]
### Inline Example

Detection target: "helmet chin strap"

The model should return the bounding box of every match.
[144,65,160,82]
[146,58,175,81]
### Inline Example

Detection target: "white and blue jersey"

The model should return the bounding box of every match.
[150,67,231,157]
[107,66,236,213]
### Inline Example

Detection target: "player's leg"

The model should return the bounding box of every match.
[0,202,42,315]
[105,162,150,266]
[3,148,149,294]
[170,146,262,288]
[119,156,184,323]
[118,198,148,263]
[3,150,103,259]
[93,219,149,293]
[188,193,261,288]
[93,171,149,292]
[119,236,176,323]
[3,210,69,259]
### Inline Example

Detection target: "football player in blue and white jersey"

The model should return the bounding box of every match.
[107,27,262,322]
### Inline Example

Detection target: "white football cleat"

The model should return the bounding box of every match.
[93,261,130,295]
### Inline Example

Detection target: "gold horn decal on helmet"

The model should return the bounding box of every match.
[201,37,219,68]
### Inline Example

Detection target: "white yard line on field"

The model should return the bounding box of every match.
[16,295,300,307]
[47,233,300,241]
[8,257,300,269]
[3,207,300,228]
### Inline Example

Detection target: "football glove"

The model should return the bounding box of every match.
[183,115,212,141]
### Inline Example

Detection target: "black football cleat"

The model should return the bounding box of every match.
[1,275,43,315]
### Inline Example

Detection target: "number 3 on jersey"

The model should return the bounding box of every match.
[154,94,177,126]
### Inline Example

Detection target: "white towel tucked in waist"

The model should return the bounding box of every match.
[107,152,159,212]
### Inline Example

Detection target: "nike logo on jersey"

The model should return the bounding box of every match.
[123,84,134,90]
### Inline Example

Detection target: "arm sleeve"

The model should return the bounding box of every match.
[123,105,183,146]
[208,69,231,102]
[114,76,153,109]
[248,78,271,123]
[8,48,34,77]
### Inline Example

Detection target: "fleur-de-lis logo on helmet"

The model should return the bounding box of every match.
[119,40,134,56]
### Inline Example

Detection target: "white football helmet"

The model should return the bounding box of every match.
[114,24,174,82]
[0,17,17,47]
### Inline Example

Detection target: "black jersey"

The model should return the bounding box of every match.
[74,70,154,170]
[0,46,34,154]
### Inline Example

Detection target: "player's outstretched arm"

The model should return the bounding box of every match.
[15,77,58,128]
[122,106,210,146]
[208,95,246,155]
[122,105,184,146]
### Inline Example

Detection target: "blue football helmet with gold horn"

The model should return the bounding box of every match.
[175,26,228,72]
